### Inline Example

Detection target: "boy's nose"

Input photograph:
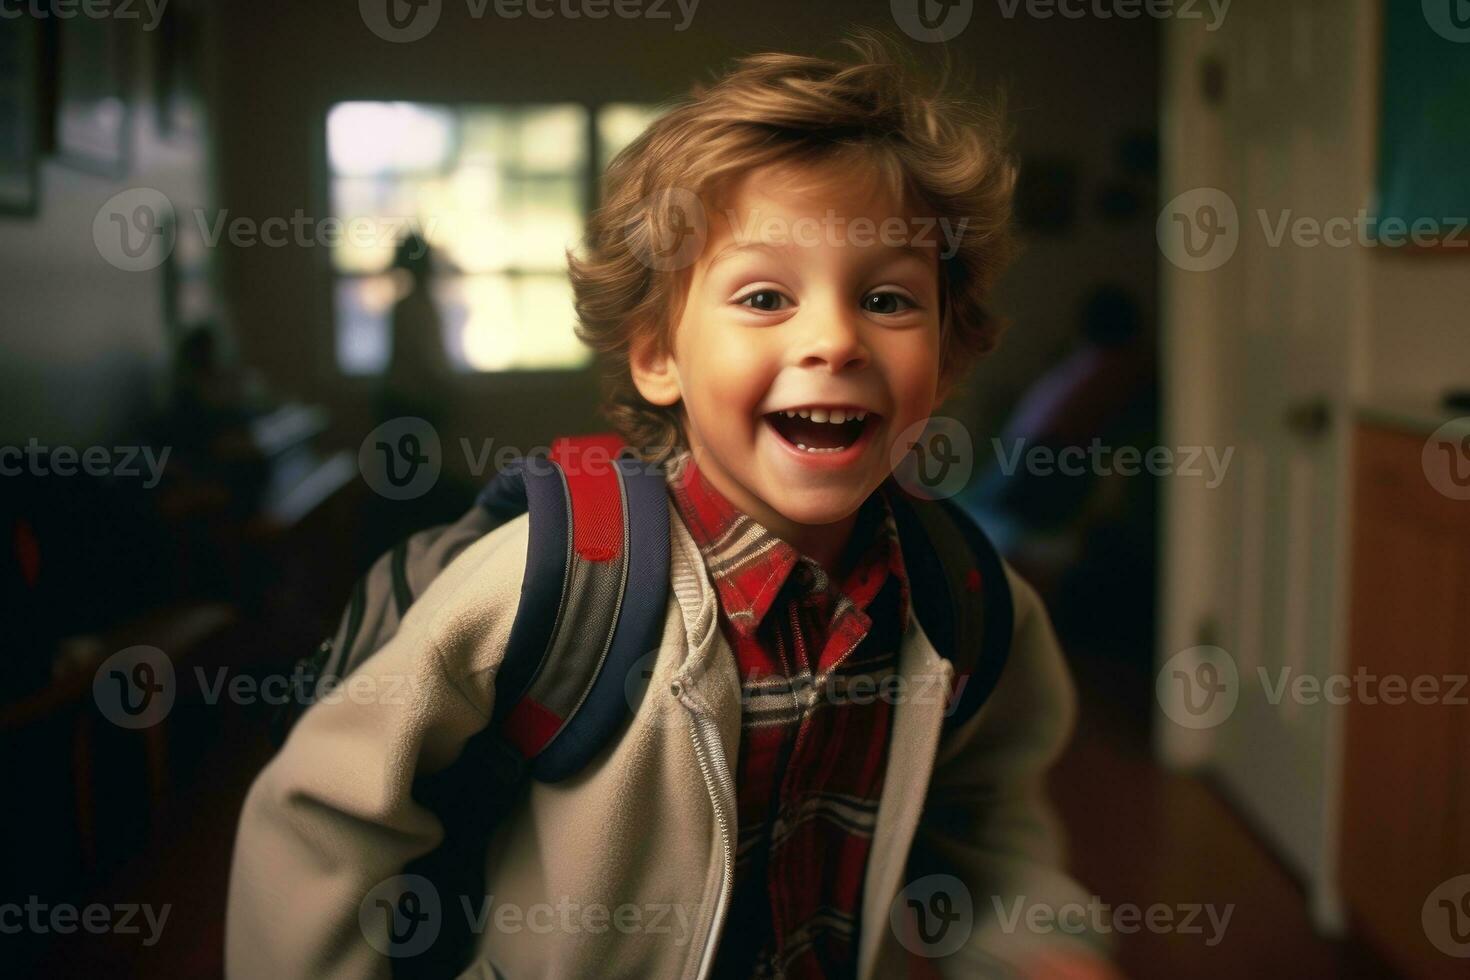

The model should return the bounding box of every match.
[795,310,869,373]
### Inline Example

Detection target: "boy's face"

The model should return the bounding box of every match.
[632,161,947,548]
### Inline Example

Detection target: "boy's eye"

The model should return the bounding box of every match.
[862,291,916,315]
[736,289,790,312]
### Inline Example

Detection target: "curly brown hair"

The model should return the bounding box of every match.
[568,31,1017,463]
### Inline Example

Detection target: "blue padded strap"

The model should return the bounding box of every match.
[487,456,573,720]
[532,453,669,781]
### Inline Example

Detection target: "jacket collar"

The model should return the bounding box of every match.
[664,449,912,639]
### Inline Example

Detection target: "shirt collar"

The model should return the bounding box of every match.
[665,449,911,637]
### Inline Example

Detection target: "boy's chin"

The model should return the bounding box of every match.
[765,487,872,529]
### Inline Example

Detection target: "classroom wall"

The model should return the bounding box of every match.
[0,23,213,448]
[1365,254,1470,402]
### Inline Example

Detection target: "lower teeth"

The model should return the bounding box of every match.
[794,442,846,453]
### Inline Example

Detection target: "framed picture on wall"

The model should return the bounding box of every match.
[1377,2,1470,250]
[56,15,132,177]
[0,18,43,216]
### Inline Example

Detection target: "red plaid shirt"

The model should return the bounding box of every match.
[666,451,911,979]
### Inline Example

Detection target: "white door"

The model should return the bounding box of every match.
[1155,0,1374,930]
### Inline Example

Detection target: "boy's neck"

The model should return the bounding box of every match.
[778,512,862,581]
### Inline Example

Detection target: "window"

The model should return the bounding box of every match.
[327,101,664,375]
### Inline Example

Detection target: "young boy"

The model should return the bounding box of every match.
[228,35,1113,980]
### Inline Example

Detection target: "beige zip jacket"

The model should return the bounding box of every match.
[226,499,1104,979]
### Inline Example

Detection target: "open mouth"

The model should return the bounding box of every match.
[762,406,879,455]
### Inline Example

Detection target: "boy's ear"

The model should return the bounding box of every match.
[629,330,682,407]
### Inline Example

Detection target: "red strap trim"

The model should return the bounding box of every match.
[550,434,626,563]
[502,696,565,758]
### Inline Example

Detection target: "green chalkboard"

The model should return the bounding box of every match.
[1377,1,1470,242]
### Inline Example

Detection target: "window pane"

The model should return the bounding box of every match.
[327,102,456,177]
[514,105,587,175]
[334,275,398,375]
[330,175,428,274]
[441,274,589,372]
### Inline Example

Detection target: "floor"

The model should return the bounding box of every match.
[29,644,1397,978]
[1047,653,1395,979]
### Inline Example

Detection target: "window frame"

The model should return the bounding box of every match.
[323,99,626,379]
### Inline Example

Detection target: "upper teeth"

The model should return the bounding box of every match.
[780,408,866,423]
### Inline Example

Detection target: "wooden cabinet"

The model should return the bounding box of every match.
[1340,422,1470,978]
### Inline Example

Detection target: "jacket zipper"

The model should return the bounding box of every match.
[671,679,735,980]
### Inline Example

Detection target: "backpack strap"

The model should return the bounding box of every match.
[885,484,1014,732]
[486,434,669,782]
